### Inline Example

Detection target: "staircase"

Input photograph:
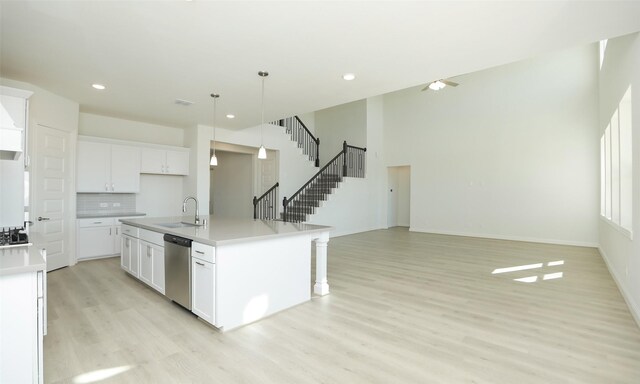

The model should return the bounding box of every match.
[282,141,366,223]
[273,116,320,167]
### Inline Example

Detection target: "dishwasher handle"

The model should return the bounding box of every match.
[163,234,192,247]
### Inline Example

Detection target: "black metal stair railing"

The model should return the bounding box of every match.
[282,141,366,223]
[253,182,279,220]
[274,116,320,167]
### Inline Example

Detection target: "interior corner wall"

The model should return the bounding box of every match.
[383,44,600,246]
[597,32,640,324]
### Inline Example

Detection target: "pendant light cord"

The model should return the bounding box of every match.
[260,75,265,146]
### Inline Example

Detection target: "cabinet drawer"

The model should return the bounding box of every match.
[77,218,115,228]
[139,228,164,246]
[120,224,139,237]
[192,242,215,263]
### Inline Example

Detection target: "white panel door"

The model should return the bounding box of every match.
[192,258,215,324]
[139,241,153,286]
[150,243,165,294]
[33,125,71,271]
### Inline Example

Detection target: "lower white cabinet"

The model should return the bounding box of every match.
[192,242,215,325]
[121,234,139,277]
[0,264,46,383]
[139,240,165,294]
[77,217,135,260]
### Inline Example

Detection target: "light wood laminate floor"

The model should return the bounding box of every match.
[45,228,640,383]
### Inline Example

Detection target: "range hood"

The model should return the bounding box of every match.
[0,86,32,161]
[0,128,23,160]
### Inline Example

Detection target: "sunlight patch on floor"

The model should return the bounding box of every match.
[72,365,135,383]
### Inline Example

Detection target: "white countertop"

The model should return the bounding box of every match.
[0,244,46,276]
[119,216,332,246]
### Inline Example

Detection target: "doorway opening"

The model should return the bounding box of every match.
[387,166,410,228]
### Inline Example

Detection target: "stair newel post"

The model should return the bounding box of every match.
[342,140,348,177]
[283,197,288,222]
[315,137,320,167]
[253,196,258,219]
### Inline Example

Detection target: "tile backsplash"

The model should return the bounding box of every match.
[77,193,137,215]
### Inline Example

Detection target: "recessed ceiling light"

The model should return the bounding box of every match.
[92,84,106,90]
[342,73,356,81]
[226,114,235,119]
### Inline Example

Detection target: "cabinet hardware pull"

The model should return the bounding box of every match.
[110,228,112,235]
[116,228,119,235]
[105,183,108,191]
[195,250,204,254]
[92,221,102,224]
[195,261,205,266]
[111,183,115,191]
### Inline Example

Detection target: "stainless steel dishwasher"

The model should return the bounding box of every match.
[164,234,193,310]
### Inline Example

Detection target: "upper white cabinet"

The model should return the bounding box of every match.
[77,141,140,193]
[141,148,189,175]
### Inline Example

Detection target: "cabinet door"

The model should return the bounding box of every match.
[165,150,189,175]
[151,243,165,294]
[76,141,110,192]
[113,225,122,255]
[129,237,140,277]
[77,226,114,259]
[139,241,153,286]
[120,236,130,272]
[192,258,215,324]
[110,145,140,192]
[140,148,165,174]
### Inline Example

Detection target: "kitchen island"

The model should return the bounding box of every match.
[119,216,332,331]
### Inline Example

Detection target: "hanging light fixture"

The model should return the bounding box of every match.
[210,93,219,166]
[258,71,268,159]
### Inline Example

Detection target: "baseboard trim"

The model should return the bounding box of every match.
[409,227,599,248]
[597,247,640,329]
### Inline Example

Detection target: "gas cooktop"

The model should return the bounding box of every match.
[0,228,30,248]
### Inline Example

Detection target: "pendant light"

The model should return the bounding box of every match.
[210,93,219,166]
[258,71,268,159]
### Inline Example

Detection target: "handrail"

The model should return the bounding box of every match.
[275,116,320,167]
[282,141,366,222]
[253,182,279,220]
[287,150,343,204]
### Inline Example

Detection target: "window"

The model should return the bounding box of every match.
[600,86,632,235]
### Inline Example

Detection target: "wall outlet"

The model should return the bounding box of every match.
[99,203,108,208]
[113,202,121,207]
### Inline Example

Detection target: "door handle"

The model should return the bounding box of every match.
[37,217,50,221]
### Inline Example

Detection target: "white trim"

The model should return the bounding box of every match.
[599,215,633,240]
[77,134,189,152]
[409,227,599,248]
[598,246,640,329]
[0,85,33,99]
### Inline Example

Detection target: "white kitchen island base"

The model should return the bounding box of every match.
[120,216,332,332]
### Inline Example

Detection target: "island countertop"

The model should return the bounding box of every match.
[119,216,332,246]
[0,244,46,276]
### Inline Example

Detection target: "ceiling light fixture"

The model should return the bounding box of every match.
[210,93,219,166]
[92,83,106,90]
[226,114,235,119]
[428,80,446,91]
[342,73,356,81]
[257,71,268,160]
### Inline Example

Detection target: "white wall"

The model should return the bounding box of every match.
[307,96,387,237]
[598,32,640,324]
[315,100,367,166]
[79,113,184,146]
[383,45,600,246]
[210,151,254,219]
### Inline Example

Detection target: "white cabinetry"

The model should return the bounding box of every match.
[77,217,135,260]
[77,140,140,192]
[0,86,32,161]
[121,234,139,277]
[128,228,165,294]
[191,242,215,325]
[141,147,189,175]
[0,253,46,384]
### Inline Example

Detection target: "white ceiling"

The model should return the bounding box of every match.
[1,1,639,131]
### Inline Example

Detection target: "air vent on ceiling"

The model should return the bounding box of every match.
[174,98,194,106]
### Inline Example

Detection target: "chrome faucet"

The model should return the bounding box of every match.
[182,196,200,224]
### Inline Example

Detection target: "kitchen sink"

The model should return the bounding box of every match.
[157,222,201,228]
